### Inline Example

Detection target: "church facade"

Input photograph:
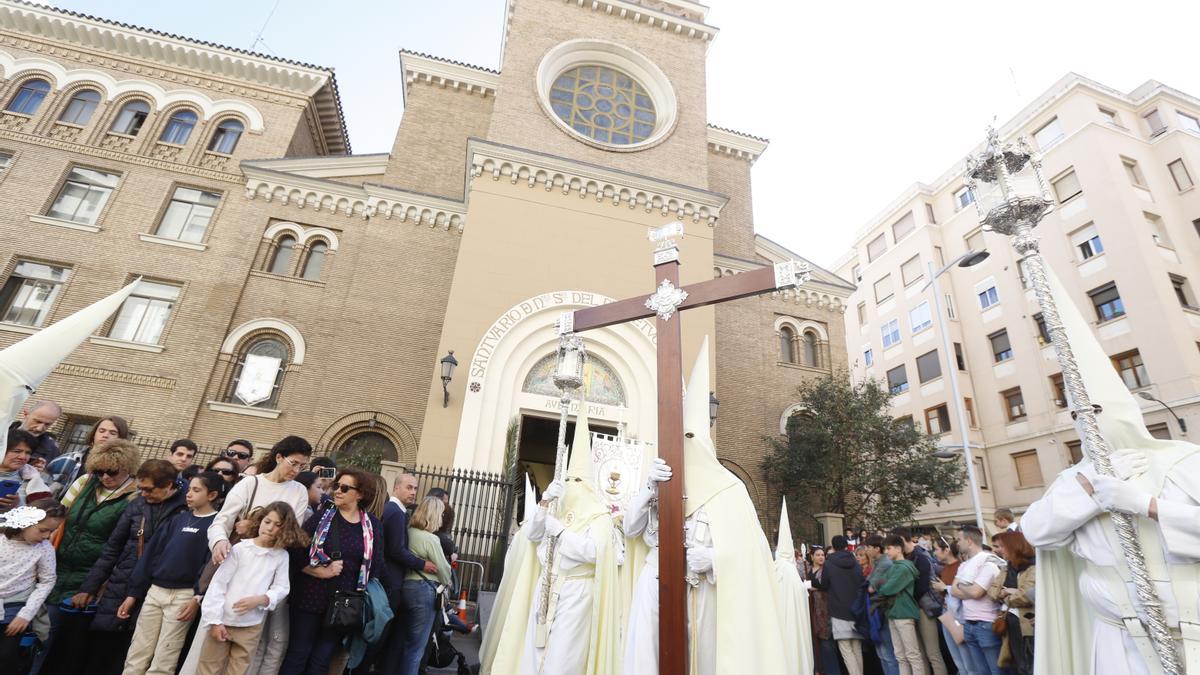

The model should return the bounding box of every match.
[0,0,851,521]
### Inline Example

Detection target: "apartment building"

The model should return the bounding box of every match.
[833,73,1200,528]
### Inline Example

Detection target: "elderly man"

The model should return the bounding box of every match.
[8,399,61,468]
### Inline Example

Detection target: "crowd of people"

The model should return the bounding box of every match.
[1,399,470,675]
[803,516,1036,675]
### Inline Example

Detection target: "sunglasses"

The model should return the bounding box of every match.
[214,468,236,476]
[225,449,252,460]
[333,483,359,494]
[93,468,122,478]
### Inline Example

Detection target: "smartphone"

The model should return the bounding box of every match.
[0,479,20,499]
[316,467,336,480]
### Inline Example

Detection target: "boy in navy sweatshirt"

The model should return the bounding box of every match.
[118,471,222,675]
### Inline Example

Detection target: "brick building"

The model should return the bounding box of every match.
[0,0,851,522]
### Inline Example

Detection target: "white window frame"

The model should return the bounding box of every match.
[954,186,975,211]
[108,280,181,345]
[1168,159,1194,191]
[881,318,901,349]
[909,301,932,333]
[1034,117,1065,150]
[155,187,221,243]
[47,166,120,225]
[1179,112,1200,134]
[978,285,999,310]
[0,260,71,327]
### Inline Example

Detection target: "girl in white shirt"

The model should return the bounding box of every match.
[0,499,65,660]
[196,501,308,675]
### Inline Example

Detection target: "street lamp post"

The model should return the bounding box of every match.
[1137,391,1188,435]
[965,126,1181,674]
[923,250,990,532]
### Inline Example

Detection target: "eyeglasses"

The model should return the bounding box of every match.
[214,468,236,476]
[93,468,121,478]
[284,458,308,471]
[137,484,160,493]
[225,449,252,460]
[333,483,359,494]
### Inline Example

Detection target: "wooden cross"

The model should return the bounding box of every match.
[558,221,811,672]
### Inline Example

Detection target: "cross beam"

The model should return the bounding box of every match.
[560,222,811,673]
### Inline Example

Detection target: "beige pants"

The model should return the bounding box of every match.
[889,618,924,675]
[196,624,264,675]
[837,638,864,675]
[122,585,197,675]
[245,601,289,675]
[918,608,949,675]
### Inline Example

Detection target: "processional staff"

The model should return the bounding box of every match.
[964,126,1183,675]
[533,331,586,647]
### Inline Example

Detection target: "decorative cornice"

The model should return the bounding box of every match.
[707,124,768,164]
[753,235,856,291]
[0,0,349,153]
[0,127,243,182]
[240,153,390,179]
[53,362,176,389]
[712,256,847,313]
[400,51,500,100]
[559,0,718,43]
[466,137,727,226]
[241,162,467,232]
[0,48,267,130]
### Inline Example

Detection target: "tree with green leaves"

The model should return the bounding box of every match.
[764,371,965,530]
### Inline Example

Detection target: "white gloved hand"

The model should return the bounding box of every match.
[1091,474,1153,517]
[686,546,715,575]
[544,514,565,537]
[1109,448,1149,481]
[542,479,565,503]
[646,458,673,491]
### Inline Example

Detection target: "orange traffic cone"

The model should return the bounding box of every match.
[457,589,470,624]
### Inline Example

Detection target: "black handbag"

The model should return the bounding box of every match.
[320,513,365,630]
[324,588,365,630]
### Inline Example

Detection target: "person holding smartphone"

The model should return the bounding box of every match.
[1,428,52,511]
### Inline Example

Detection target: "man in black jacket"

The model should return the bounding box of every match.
[813,535,866,675]
[894,527,949,675]
[375,471,438,672]
[8,399,61,467]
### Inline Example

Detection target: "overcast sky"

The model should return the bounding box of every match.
[53,0,1200,268]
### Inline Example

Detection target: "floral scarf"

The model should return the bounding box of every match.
[308,507,375,590]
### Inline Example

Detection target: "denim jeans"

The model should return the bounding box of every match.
[398,579,437,675]
[963,620,1008,675]
[875,617,901,675]
[942,623,976,675]
[818,637,843,674]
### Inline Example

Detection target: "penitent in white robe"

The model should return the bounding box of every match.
[1022,455,1200,675]
[623,506,717,675]
[521,515,601,675]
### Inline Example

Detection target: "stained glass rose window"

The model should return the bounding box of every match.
[548,65,657,146]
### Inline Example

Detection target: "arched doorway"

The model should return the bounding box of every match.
[451,290,659,471]
[339,431,398,462]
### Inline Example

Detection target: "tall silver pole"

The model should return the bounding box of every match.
[971,128,1182,675]
[928,261,986,531]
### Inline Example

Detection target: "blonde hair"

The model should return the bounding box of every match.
[410,496,445,533]
[367,474,387,519]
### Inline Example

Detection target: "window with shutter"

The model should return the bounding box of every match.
[1013,450,1044,487]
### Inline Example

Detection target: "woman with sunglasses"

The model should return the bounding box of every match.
[40,438,140,673]
[45,415,129,499]
[203,436,311,675]
[205,457,240,485]
[280,467,386,675]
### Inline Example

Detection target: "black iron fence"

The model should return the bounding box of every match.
[130,436,517,593]
[409,464,517,593]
